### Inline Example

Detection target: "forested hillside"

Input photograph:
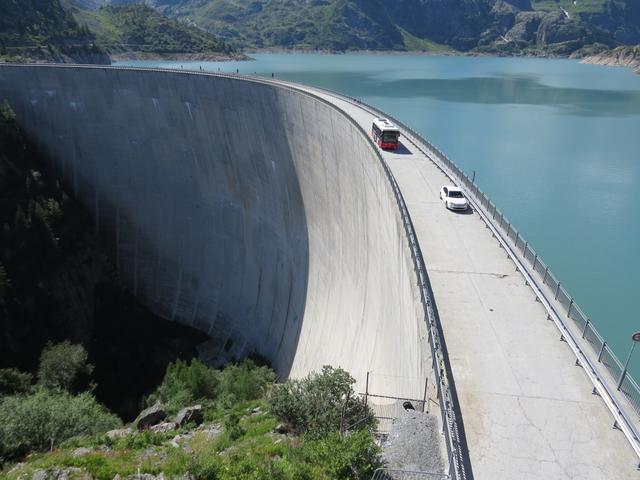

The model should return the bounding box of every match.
[69,0,640,55]
[0,0,108,63]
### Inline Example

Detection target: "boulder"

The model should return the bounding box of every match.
[169,432,193,448]
[200,425,222,439]
[275,423,291,434]
[135,402,166,430]
[150,422,177,433]
[121,475,165,480]
[32,471,47,480]
[72,447,93,458]
[106,427,133,440]
[31,468,88,480]
[174,405,203,427]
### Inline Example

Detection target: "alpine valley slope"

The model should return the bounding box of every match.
[69,0,640,54]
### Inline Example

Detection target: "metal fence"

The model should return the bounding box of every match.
[362,393,428,434]
[248,74,472,480]
[371,141,472,480]
[327,92,640,459]
[371,468,450,480]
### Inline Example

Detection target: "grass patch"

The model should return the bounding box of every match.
[532,0,607,14]
[398,27,455,53]
[5,449,157,480]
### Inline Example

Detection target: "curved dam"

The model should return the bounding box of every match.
[0,65,428,398]
[4,64,639,480]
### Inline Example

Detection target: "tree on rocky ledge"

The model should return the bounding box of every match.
[38,341,94,394]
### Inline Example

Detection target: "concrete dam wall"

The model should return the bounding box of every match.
[0,66,428,396]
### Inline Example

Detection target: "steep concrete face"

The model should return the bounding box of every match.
[0,66,428,396]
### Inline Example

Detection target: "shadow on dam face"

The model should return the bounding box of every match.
[0,66,428,396]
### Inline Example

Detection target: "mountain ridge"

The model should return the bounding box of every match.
[67,0,640,55]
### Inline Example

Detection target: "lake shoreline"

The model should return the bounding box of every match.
[109,52,253,62]
[578,48,640,75]
[103,47,640,76]
[241,47,640,75]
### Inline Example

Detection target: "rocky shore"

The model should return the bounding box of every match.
[579,46,640,74]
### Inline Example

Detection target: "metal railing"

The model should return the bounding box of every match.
[319,91,640,462]
[0,64,472,480]
[371,468,450,480]
[213,70,472,480]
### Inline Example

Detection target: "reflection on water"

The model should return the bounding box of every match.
[280,71,640,116]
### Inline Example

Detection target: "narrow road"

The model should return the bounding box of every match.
[296,84,638,479]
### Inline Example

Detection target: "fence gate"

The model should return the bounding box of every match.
[371,468,450,480]
[360,372,437,435]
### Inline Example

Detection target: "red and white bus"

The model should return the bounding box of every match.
[372,117,400,150]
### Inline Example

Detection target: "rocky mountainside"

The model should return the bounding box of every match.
[0,0,109,63]
[67,0,640,54]
[579,44,640,73]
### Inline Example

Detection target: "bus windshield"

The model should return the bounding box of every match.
[382,133,399,143]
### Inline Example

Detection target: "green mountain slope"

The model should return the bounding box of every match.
[73,4,240,58]
[150,0,407,51]
[0,0,108,63]
[67,0,640,55]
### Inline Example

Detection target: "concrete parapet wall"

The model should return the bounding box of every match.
[0,66,428,396]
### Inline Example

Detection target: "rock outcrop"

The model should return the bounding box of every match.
[174,405,204,427]
[135,403,166,430]
[580,45,640,74]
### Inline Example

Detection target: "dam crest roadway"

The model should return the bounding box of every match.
[0,64,638,480]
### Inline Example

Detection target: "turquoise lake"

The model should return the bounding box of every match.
[115,54,640,376]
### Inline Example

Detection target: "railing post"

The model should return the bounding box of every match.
[582,319,590,338]
[449,451,455,478]
[423,376,429,414]
[597,342,607,362]
[617,340,638,391]
[567,299,574,318]
[555,282,561,300]
[532,254,538,270]
[542,266,549,284]
[365,371,370,407]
